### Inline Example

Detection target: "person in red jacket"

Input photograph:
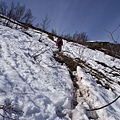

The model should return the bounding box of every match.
[56,37,63,52]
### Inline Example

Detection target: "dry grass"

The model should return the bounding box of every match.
[54,51,120,91]
[83,42,120,59]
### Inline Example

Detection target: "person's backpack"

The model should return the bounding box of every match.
[56,38,63,46]
[56,38,60,46]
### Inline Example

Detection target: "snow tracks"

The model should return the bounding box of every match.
[54,51,99,119]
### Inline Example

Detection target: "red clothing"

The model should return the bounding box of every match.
[56,38,63,46]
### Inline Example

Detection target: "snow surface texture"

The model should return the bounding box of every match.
[0,25,120,120]
[0,25,73,120]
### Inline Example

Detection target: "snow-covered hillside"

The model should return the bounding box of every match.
[0,24,120,120]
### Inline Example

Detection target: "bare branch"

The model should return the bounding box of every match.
[103,26,119,44]
[0,100,23,120]
[0,1,8,16]
[41,14,51,31]
[87,95,120,111]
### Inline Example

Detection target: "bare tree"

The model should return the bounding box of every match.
[64,33,72,40]
[22,9,35,24]
[41,14,51,31]
[79,32,89,43]
[0,1,8,24]
[103,26,119,44]
[12,2,35,24]
[14,2,25,22]
[73,32,89,43]
[6,2,16,26]
[0,1,35,27]
[7,2,16,19]
[0,1,8,16]
[51,28,57,35]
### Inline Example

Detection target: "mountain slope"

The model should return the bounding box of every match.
[0,24,120,120]
[0,25,73,120]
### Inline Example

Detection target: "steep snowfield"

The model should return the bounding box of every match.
[62,39,120,120]
[0,25,73,120]
[0,25,120,120]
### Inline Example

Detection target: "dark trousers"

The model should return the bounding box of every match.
[58,46,62,52]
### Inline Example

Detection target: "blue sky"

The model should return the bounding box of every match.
[1,0,120,43]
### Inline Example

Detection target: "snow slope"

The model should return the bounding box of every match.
[0,25,73,120]
[62,39,120,120]
[0,24,120,120]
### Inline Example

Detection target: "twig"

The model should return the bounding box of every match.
[103,26,119,44]
[87,95,120,111]
[0,101,23,120]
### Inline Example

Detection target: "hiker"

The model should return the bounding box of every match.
[56,37,63,52]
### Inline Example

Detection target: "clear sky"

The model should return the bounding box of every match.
[1,0,120,43]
